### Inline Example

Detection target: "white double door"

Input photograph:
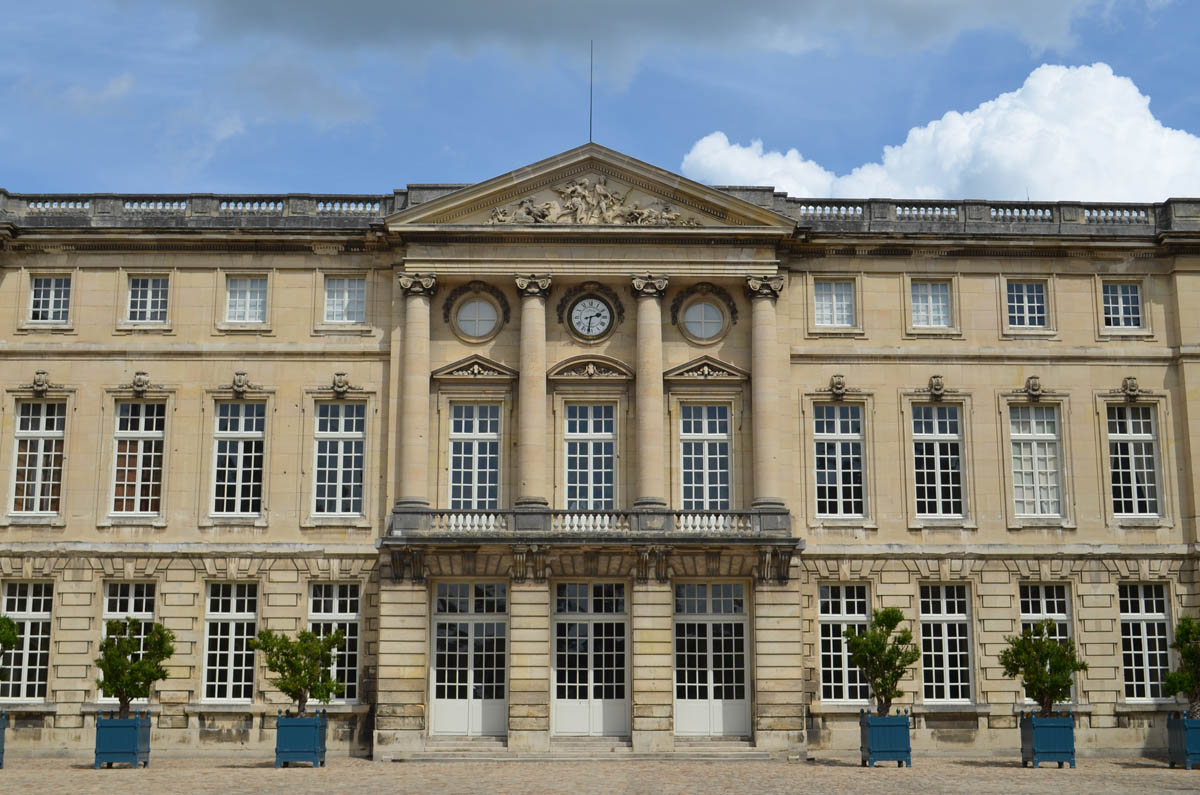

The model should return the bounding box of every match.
[552,582,630,737]
[673,583,751,737]
[430,583,508,737]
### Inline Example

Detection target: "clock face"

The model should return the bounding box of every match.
[569,296,614,339]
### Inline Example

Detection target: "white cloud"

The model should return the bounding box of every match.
[680,63,1200,202]
[64,73,134,112]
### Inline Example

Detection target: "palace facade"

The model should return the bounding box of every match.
[0,144,1197,759]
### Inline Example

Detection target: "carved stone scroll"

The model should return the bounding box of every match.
[398,273,437,297]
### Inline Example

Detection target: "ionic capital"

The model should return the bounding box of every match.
[398,273,437,297]
[745,274,785,301]
[515,274,552,298]
[631,274,669,299]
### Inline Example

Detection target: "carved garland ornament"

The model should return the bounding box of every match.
[441,280,512,325]
[486,176,700,227]
[669,282,738,327]
[555,281,625,327]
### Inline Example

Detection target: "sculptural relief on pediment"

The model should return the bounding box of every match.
[485,174,701,227]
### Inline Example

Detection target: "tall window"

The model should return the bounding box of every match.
[1009,405,1061,517]
[30,276,71,322]
[911,281,951,328]
[0,582,52,700]
[314,403,365,516]
[1102,282,1142,328]
[1006,281,1047,328]
[565,404,616,510]
[814,280,855,327]
[225,276,267,323]
[1107,405,1159,516]
[324,277,366,324]
[204,583,257,701]
[112,402,166,515]
[127,277,169,323]
[920,584,971,702]
[680,404,731,510]
[12,401,67,514]
[814,404,864,517]
[213,402,266,516]
[818,584,869,701]
[912,405,963,517]
[1119,583,1169,700]
[1019,584,1070,641]
[449,404,500,509]
[101,583,156,702]
[309,583,360,702]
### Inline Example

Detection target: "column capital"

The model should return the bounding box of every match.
[631,274,669,299]
[514,274,552,298]
[745,274,785,300]
[398,273,437,297]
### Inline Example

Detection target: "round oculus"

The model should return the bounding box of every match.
[568,296,614,339]
[455,298,499,338]
[683,300,725,340]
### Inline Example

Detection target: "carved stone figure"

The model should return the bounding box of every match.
[1024,375,1044,401]
[30,369,52,395]
[829,374,848,401]
[485,176,700,226]
[1121,376,1141,402]
[231,371,254,396]
[928,374,947,400]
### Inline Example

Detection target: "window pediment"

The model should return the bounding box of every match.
[548,355,634,383]
[432,355,518,384]
[664,356,749,384]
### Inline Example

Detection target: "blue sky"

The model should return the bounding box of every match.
[1,1,1197,200]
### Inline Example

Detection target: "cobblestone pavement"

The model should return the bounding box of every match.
[1,754,1198,794]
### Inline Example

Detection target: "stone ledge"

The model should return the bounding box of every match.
[1112,701,1186,714]
[82,703,162,715]
[912,702,993,715]
[0,702,58,714]
[1009,703,1094,715]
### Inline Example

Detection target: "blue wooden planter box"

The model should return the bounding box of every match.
[275,710,328,768]
[94,711,151,769]
[1,710,8,769]
[1019,712,1075,769]
[859,709,912,768]
[1168,713,1200,769]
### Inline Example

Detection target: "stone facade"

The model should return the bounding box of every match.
[0,144,1198,759]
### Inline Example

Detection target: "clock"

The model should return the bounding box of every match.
[568,295,614,340]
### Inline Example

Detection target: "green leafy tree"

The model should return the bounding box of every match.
[998,619,1088,718]
[845,607,922,716]
[0,615,18,679]
[1164,616,1200,718]
[250,629,344,715]
[95,618,176,719]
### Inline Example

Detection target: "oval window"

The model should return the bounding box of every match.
[456,298,499,339]
[683,301,725,340]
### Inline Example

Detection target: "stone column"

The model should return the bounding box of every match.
[515,275,552,508]
[397,274,436,508]
[507,578,551,752]
[630,577,674,752]
[632,275,668,508]
[746,275,786,509]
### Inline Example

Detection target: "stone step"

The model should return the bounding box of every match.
[393,750,773,762]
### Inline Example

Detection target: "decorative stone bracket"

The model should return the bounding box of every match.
[757,546,795,584]
[510,545,549,583]
[389,547,426,584]
[635,546,671,584]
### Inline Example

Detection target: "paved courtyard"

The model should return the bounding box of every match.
[0,754,1197,794]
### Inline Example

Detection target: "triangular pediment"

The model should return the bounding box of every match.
[387,143,797,231]
[664,356,749,383]
[432,355,518,383]
[548,355,635,382]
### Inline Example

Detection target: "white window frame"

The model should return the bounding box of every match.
[111,401,167,517]
[813,403,865,518]
[0,581,53,701]
[1005,280,1049,328]
[448,403,502,510]
[309,583,361,703]
[211,401,267,518]
[312,402,366,517]
[127,276,170,324]
[323,276,367,325]
[29,275,72,324]
[203,582,257,703]
[100,582,156,703]
[818,584,870,702]
[11,401,68,515]
[919,584,973,703]
[1009,404,1063,519]
[222,275,269,326]
[679,403,732,511]
[911,404,965,519]
[1102,281,1143,329]
[1119,583,1170,702]
[1018,583,1074,705]
[1106,404,1161,518]
[813,279,856,328]
[1094,277,1152,338]
[907,278,956,333]
[564,403,617,511]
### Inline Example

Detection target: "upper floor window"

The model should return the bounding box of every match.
[680,404,731,511]
[1009,405,1062,518]
[449,403,500,510]
[127,277,169,323]
[565,404,616,510]
[1102,282,1143,329]
[12,401,67,514]
[814,404,864,517]
[813,280,856,327]
[225,277,267,323]
[112,402,167,515]
[1006,281,1047,328]
[0,582,53,700]
[30,276,71,323]
[212,402,266,516]
[912,405,963,517]
[1107,405,1159,516]
[324,277,366,324]
[313,403,366,516]
[911,281,951,328]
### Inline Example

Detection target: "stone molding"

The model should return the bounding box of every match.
[630,274,668,299]
[513,274,552,299]
[398,273,437,297]
[432,354,519,383]
[547,354,634,382]
[663,355,750,383]
[745,274,784,300]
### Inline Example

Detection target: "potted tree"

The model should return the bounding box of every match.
[998,619,1087,769]
[0,614,17,769]
[845,606,921,768]
[93,617,176,769]
[250,628,344,768]
[1165,616,1200,769]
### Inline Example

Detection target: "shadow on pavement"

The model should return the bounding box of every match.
[954,760,1024,768]
[804,758,866,767]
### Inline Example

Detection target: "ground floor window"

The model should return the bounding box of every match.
[309,582,360,702]
[818,584,869,701]
[0,582,52,700]
[920,584,971,702]
[203,582,257,701]
[1119,583,1169,700]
